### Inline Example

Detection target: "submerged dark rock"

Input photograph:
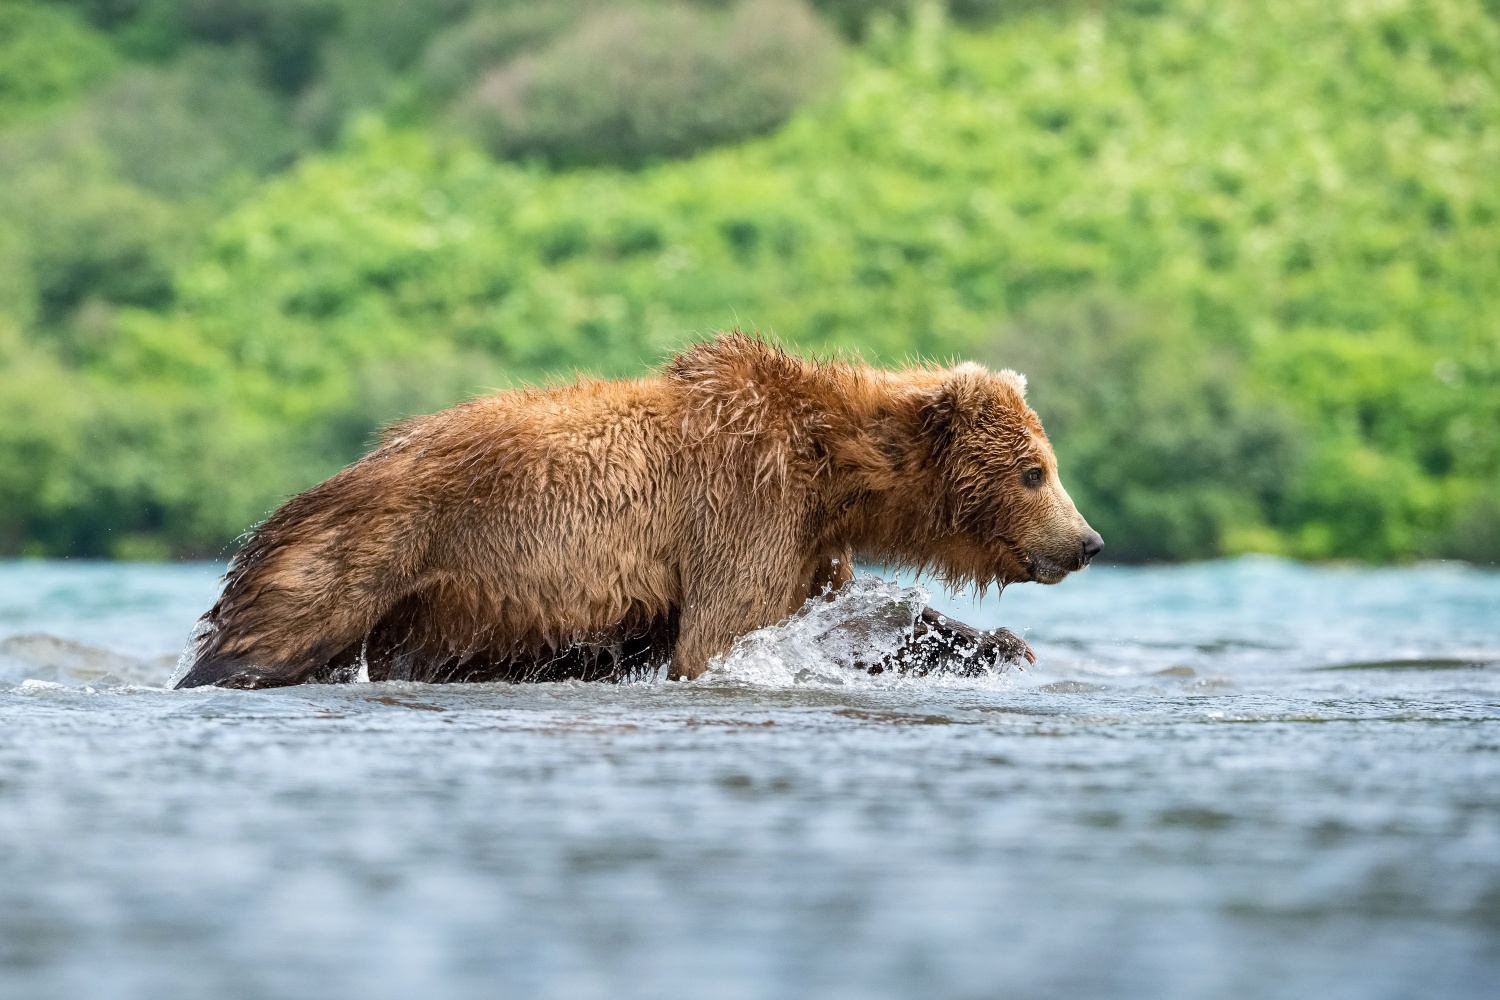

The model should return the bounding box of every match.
[861,607,1033,677]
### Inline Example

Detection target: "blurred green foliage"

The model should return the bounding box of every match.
[1,0,1498,564]
[0,1,117,125]
[453,0,839,167]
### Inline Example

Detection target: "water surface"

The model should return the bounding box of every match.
[1,558,1497,999]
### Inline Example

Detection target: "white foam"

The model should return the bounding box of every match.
[702,575,1024,690]
[17,678,70,693]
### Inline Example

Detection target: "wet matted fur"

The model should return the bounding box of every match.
[179,334,1100,689]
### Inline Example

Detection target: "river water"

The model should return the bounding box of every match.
[1,558,1497,999]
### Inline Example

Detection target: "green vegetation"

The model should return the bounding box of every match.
[0,2,114,126]
[1,0,1497,564]
[454,0,840,167]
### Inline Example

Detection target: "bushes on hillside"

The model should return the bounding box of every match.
[455,1,840,167]
[46,2,850,165]
[0,43,295,354]
[54,0,477,141]
[85,47,296,196]
[0,2,116,125]
[416,1,590,105]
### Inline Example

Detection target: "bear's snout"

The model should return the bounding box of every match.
[1080,529,1105,565]
[1019,520,1102,584]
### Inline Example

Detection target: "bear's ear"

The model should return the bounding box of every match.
[997,368,1027,398]
[919,362,991,456]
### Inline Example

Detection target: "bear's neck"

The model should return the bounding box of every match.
[816,375,955,573]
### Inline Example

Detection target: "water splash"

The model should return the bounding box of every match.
[702,577,924,686]
[167,618,213,689]
[702,576,1020,688]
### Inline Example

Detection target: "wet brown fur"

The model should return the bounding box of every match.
[179,334,1097,689]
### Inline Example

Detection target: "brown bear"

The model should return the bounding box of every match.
[176,334,1102,689]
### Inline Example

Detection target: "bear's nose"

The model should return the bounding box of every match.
[1080,529,1105,564]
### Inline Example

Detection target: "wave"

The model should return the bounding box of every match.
[0,633,177,688]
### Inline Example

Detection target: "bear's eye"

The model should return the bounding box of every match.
[1022,466,1045,488]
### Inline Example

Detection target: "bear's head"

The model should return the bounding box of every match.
[908,362,1103,587]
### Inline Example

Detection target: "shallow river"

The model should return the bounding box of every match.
[1,558,1497,999]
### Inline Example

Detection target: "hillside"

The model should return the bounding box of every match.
[1,0,1497,563]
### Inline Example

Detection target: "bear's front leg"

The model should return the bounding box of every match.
[872,607,1034,677]
[672,589,782,681]
[672,552,820,681]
